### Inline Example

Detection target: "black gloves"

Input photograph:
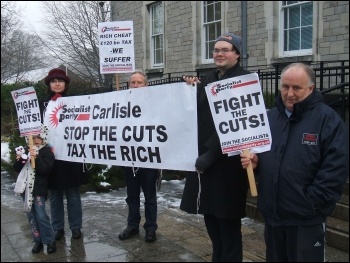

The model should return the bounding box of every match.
[195,150,217,173]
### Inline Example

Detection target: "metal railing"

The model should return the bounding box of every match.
[320,82,349,122]
[72,60,349,122]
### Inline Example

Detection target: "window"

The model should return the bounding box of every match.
[280,1,313,57]
[202,1,221,62]
[150,2,163,67]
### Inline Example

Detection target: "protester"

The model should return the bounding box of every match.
[41,68,88,240]
[180,33,250,262]
[13,125,56,254]
[241,62,349,262]
[118,70,159,243]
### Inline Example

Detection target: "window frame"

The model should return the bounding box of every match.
[279,1,313,57]
[201,1,222,64]
[149,2,164,68]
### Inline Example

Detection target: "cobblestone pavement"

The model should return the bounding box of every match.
[1,168,348,262]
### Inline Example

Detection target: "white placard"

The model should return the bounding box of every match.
[205,73,272,155]
[11,87,41,136]
[98,21,135,74]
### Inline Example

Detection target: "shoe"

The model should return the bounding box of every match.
[31,242,43,253]
[47,241,56,254]
[145,230,156,243]
[54,229,64,240]
[72,229,82,239]
[118,227,139,240]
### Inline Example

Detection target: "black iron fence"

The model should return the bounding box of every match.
[72,60,349,122]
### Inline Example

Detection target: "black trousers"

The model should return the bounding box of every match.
[204,214,242,262]
[124,167,158,232]
[265,223,325,262]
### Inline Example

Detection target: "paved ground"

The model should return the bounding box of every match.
[1,167,349,262]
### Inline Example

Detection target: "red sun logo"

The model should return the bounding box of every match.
[49,103,64,127]
[210,84,218,96]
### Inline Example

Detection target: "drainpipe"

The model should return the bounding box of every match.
[241,1,248,69]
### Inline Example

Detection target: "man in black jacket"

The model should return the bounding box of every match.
[241,63,349,262]
[181,33,250,262]
[118,71,159,243]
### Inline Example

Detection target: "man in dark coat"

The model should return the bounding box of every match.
[181,33,250,262]
[117,71,159,243]
[241,63,349,262]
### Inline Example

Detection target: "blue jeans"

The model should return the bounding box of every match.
[49,187,82,231]
[125,167,158,232]
[24,195,55,244]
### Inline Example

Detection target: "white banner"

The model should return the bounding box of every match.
[43,83,198,171]
[205,73,272,155]
[98,21,135,74]
[11,86,41,136]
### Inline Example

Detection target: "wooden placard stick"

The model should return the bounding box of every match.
[243,149,257,196]
[28,135,35,169]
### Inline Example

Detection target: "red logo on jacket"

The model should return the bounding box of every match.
[302,133,318,145]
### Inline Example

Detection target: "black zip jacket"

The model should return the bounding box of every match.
[257,90,349,226]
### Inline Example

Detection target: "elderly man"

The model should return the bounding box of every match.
[241,63,349,262]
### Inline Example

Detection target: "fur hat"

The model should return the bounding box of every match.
[44,68,70,86]
[215,33,242,54]
[25,124,49,146]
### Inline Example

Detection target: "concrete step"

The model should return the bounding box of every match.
[331,179,348,221]
[246,190,349,253]
[326,217,349,252]
[331,194,349,221]
[246,197,263,221]
[246,192,348,218]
